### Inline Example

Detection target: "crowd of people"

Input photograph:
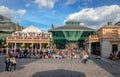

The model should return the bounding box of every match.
[1,47,90,72]
[3,48,84,59]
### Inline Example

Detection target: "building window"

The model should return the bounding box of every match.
[112,44,118,53]
[112,30,118,37]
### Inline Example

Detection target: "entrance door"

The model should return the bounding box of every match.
[91,42,100,55]
[112,44,118,53]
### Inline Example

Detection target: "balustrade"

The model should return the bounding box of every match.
[7,36,50,42]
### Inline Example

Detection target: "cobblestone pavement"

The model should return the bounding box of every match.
[0,56,120,77]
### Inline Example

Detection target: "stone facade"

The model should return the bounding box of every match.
[6,25,51,49]
[100,40,111,57]
[85,22,120,58]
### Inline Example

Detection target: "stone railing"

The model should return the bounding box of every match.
[85,35,99,43]
[101,33,120,39]
[89,35,98,39]
[6,36,51,43]
[7,36,50,40]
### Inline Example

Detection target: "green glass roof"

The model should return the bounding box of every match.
[49,21,95,31]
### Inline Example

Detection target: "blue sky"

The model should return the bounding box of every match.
[0,0,120,31]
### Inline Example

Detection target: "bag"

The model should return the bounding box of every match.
[10,58,16,64]
[83,55,89,59]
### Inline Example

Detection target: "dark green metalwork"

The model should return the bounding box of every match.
[49,21,95,49]
[63,31,83,41]
[51,31,95,49]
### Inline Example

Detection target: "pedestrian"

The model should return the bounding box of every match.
[118,51,120,59]
[81,50,89,64]
[9,56,17,71]
[5,54,10,71]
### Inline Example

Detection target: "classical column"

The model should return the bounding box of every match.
[101,40,111,58]
[40,43,42,49]
[88,43,91,55]
[6,43,9,55]
[118,42,120,51]
[14,43,16,50]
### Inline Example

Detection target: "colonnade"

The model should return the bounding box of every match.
[7,42,50,50]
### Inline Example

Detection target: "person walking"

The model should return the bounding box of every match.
[5,54,10,71]
[81,50,89,64]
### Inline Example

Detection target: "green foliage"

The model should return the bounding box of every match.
[4,44,8,47]
[21,43,25,47]
[29,44,33,48]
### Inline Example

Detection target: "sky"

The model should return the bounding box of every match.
[0,0,120,31]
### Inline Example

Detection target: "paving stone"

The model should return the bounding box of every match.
[0,56,120,77]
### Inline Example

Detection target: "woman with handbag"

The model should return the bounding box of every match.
[10,56,17,71]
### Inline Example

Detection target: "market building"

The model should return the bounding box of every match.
[6,25,51,50]
[85,22,120,58]
[0,14,23,45]
[49,21,95,49]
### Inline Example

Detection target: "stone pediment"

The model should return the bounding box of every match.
[22,25,42,33]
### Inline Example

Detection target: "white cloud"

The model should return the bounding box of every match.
[0,6,26,22]
[65,0,76,5]
[17,9,26,17]
[65,5,120,29]
[0,6,15,19]
[26,3,30,7]
[34,0,56,9]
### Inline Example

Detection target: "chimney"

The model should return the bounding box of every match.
[16,23,19,31]
[51,24,54,29]
[115,21,120,26]
[108,22,112,26]
[21,26,24,30]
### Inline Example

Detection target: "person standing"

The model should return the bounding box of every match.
[10,56,17,71]
[5,54,10,71]
[81,50,89,64]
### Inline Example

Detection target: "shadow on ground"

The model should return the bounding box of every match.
[32,69,86,77]
[91,58,120,77]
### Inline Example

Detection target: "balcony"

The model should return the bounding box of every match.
[6,36,51,43]
[85,35,99,43]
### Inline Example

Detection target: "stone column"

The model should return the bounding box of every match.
[40,43,42,49]
[118,42,120,51]
[100,40,111,58]
[88,43,91,55]
[6,43,9,55]
[14,43,16,50]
